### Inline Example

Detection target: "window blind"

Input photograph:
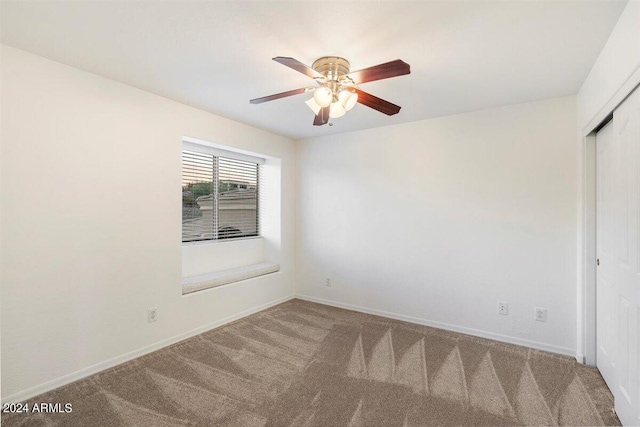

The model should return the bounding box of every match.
[182,149,259,242]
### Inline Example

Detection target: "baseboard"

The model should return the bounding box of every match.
[575,352,586,365]
[296,294,576,358]
[1,294,295,404]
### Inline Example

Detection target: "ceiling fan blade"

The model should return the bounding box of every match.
[273,57,324,80]
[354,89,401,116]
[347,59,410,85]
[313,106,330,126]
[250,87,309,104]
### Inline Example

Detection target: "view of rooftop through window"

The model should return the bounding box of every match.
[182,150,259,242]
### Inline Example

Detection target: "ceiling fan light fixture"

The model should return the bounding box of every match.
[313,86,333,108]
[250,56,410,126]
[339,89,358,111]
[305,97,322,115]
[329,101,346,118]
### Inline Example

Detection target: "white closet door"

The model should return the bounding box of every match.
[596,120,616,390]
[597,85,640,426]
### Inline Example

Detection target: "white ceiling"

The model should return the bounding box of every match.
[0,1,627,140]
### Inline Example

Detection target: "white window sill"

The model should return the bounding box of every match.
[182,262,280,295]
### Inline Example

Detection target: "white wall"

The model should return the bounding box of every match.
[296,96,578,355]
[575,0,640,364]
[577,1,640,131]
[0,45,296,400]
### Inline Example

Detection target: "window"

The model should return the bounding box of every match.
[182,143,261,243]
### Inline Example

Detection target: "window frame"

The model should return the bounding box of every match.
[181,139,264,245]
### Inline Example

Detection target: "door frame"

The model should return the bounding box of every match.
[580,131,598,366]
[579,66,640,366]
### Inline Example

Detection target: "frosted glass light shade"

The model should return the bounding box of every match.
[329,101,346,118]
[339,90,358,111]
[314,86,333,108]
[305,98,321,115]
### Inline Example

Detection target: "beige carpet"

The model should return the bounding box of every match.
[2,299,620,426]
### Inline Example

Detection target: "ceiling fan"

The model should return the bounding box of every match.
[250,56,410,126]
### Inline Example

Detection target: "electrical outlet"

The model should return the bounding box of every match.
[535,307,547,322]
[498,302,508,315]
[325,277,332,287]
[148,308,158,323]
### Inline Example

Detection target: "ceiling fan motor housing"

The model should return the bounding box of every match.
[312,57,350,82]
[312,57,353,102]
